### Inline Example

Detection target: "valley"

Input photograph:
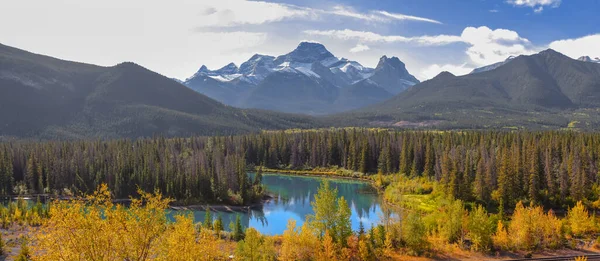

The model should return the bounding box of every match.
[2,15,600,260]
[3,129,600,260]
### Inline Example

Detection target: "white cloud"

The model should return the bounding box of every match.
[549,34,600,60]
[349,44,370,53]
[196,1,442,27]
[327,5,386,22]
[420,63,474,80]
[489,9,500,13]
[305,26,536,68]
[507,0,561,12]
[376,11,442,24]
[196,0,316,28]
[460,26,534,66]
[0,0,444,81]
[0,0,274,79]
[303,29,464,46]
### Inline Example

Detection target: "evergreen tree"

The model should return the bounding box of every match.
[335,197,352,246]
[399,138,410,175]
[359,140,370,174]
[528,146,540,204]
[254,166,263,186]
[358,222,365,239]
[203,207,213,229]
[213,215,224,237]
[423,141,435,177]
[233,214,245,241]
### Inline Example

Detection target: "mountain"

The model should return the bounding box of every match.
[339,49,600,130]
[184,42,419,114]
[470,56,516,74]
[0,43,318,139]
[578,56,600,63]
[367,56,419,94]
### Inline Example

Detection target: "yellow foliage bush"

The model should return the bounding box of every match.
[493,201,564,251]
[568,201,596,237]
[158,214,225,261]
[30,184,228,261]
[492,221,510,250]
[279,220,319,261]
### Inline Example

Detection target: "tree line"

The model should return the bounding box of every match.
[243,129,600,208]
[0,137,259,205]
[1,129,600,208]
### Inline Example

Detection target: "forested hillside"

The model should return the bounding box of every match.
[342,50,600,130]
[0,43,318,139]
[1,129,599,209]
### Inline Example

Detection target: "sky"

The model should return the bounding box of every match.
[1,0,599,81]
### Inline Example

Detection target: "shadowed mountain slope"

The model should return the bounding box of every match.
[0,43,318,139]
[331,50,600,130]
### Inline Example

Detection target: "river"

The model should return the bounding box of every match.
[168,173,388,235]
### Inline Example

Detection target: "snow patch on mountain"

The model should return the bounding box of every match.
[208,74,243,82]
[578,56,600,63]
[293,65,321,79]
[470,56,516,74]
[184,41,420,107]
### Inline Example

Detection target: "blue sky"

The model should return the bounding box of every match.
[303,0,598,43]
[1,0,598,80]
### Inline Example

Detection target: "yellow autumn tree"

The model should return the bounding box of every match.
[543,210,563,249]
[280,220,301,261]
[157,214,225,261]
[493,201,564,251]
[31,184,172,261]
[358,236,375,261]
[315,230,339,261]
[492,221,510,250]
[568,201,596,237]
[383,229,394,258]
[279,220,319,261]
[236,228,263,261]
[298,221,320,259]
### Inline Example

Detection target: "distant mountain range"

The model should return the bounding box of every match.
[471,54,600,74]
[0,43,317,139]
[182,42,419,115]
[3,41,600,139]
[342,49,600,129]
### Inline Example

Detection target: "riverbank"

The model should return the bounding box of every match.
[169,194,274,212]
[259,167,373,182]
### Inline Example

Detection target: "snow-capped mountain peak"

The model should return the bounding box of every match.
[578,56,600,63]
[214,63,239,74]
[367,55,419,94]
[186,63,242,83]
[470,56,516,74]
[376,56,406,71]
[238,54,276,83]
[273,41,335,65]
[184,42,420,112]
[198,65,209,73]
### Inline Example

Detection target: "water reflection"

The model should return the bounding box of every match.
[169,173,385,235]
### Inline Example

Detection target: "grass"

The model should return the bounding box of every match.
[397,194,438,212]
[568,121,580,128]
